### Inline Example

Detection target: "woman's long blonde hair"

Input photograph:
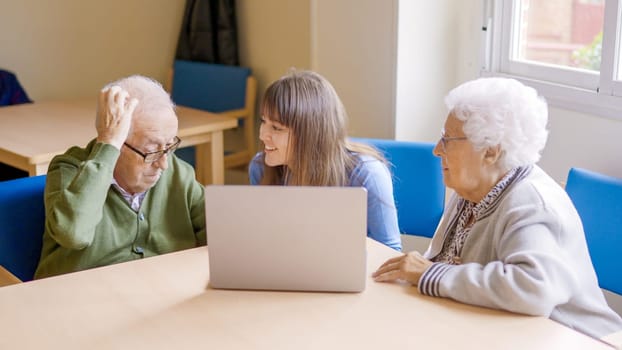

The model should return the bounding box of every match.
[260,70,383,186]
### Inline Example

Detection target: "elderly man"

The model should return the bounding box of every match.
[35,75,206,278]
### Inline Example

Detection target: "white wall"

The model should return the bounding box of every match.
[236,0,311,113]
[312,0,398,138]
[542,107,622,181]
[1,1,185,100]
[395,0,475,143]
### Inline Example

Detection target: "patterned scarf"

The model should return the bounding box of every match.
[432,166,529,264]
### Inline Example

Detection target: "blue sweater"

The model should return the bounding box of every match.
[249,152,401,251]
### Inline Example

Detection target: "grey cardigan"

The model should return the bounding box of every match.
[419,165,622,338]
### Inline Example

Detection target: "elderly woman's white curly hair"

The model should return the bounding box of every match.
[444,77,549,170]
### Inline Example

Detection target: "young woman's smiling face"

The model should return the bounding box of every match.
[259,116,292,167]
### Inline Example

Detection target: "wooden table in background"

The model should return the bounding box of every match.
[0,99,238,184]
[0,239,613,349]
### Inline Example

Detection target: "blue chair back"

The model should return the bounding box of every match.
[0,69,32,106]
[351,138,445,238]
[565,167,622,294]
[0,175,46,281]
[0,69,31,181]
[171,59,255,168]
[171,60,250,113]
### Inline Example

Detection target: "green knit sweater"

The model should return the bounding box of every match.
[35,140,206,278]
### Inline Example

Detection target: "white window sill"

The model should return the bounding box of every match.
[481,70,622,121]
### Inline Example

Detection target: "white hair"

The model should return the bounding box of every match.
[444,77,549,170]
[104,75,175,122]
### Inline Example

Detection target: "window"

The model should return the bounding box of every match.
[483,0,622,119]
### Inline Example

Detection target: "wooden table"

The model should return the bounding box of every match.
[0,99,238,184]
[0,239,613,349]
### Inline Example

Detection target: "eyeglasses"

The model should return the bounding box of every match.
[124,136,182,163]
[439,131,467,152]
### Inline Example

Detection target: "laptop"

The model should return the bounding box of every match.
[205,185,368,292]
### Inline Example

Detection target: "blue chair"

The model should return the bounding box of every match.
[565,167,622,295]
[1,69,31,181]
[0,175,46,282]
[171,60,257,168]
[351,138,445,238]
[0,69,32,106]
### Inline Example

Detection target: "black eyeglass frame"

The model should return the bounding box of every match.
[123,136,182,163]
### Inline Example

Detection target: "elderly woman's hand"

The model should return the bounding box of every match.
[372,251,433,285]
[95,85,139,150]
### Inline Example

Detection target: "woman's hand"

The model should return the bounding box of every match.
[372,251,433,285]
[95,85,139,150]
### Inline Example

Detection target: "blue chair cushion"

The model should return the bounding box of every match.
[566,167,622,294]
[171,60,250,112]
[0,175,46,281]
[171,60,251,166]
[351,138,445,238]
[0,69,32,106]
[175,148,196,168]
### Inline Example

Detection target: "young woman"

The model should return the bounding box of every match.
[249,70,401,251]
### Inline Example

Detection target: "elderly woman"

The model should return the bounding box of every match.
[372,77,622,338]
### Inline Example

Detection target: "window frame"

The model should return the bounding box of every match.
[482,0,622,120]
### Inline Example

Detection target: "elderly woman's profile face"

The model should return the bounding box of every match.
[433,113,495,203]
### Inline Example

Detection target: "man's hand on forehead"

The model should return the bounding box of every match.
[95,85,139,150]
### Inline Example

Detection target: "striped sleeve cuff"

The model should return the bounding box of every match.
[418,262,452,297]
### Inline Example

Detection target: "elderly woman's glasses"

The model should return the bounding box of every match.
[124,136,182,163]
[439,131,467,152]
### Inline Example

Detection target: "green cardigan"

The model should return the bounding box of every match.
[35,140,206,278]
